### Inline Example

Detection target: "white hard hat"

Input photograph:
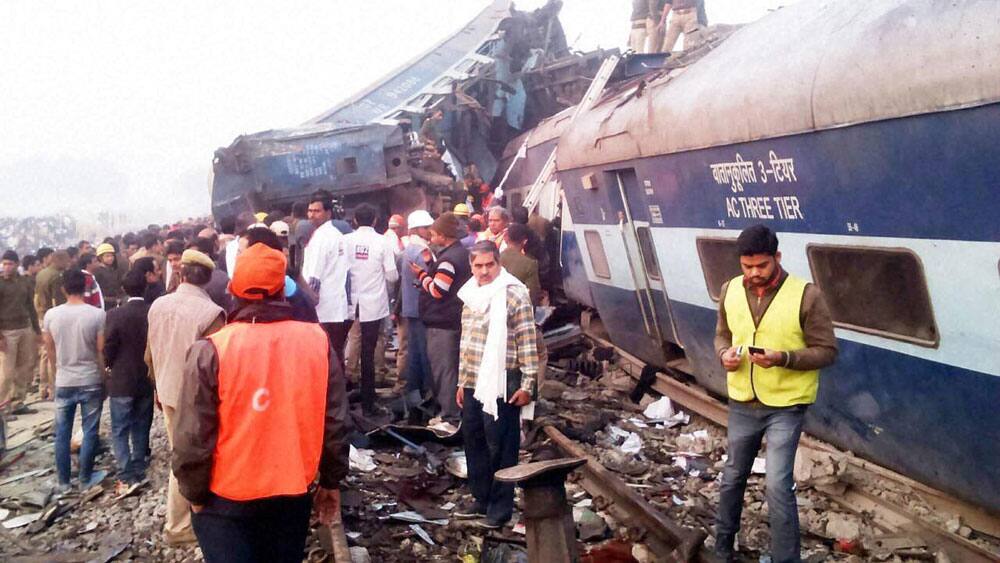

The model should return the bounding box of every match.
[270,221,290,237]
[407,210,434,229]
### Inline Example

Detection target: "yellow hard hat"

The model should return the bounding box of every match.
[453,203,470,217]
[254,212,268,223]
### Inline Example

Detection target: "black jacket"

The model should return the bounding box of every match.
[172,301,350,504]
[104,297,153,397]
[418,241,471,329]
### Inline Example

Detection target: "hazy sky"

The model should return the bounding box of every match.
[0,0,798,224]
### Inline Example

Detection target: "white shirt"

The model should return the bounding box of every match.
[302,221,350,323]
[224,237,240,276]
[383,229,404,260]
[343,226,399,322]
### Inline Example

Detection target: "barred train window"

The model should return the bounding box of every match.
[584,230,611,279]
[636,227,661,280]
[696,237,742,301]
[807,245,938,347]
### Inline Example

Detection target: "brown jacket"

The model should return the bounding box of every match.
[715,269,838,371]
[172,302,350,504]
[146,283,225,409]
[501,248,541,306]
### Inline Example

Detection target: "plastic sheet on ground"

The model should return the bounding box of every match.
[642,396,674,420]
[620,433,642,455]
[350,445,377,472]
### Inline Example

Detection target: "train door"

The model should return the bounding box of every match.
[612,169,683,351]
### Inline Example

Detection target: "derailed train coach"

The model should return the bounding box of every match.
[210,0,605,223]
[549,0,1000,512]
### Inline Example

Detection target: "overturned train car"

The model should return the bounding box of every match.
[541,0,1000,512]
[210,0,602,222]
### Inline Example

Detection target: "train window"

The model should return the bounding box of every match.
[508,191,523,209]
[807,245,939,347]
[635,227,661,280]
[696,237,742,301]
[584,230,611,279]
[337,157,358,175]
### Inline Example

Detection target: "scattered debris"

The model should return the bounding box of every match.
[573,507,608,541]
[825,512,862,541]
[389,511,448,526]
[350,445,378,473]
[445,452,468,480]
[642,396,674,420]
[409,523,435,546]
[3,511,42,529]
[0,468,48,486]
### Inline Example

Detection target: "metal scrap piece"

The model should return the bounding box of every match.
[0,468,48,486]
[3,511,42,529]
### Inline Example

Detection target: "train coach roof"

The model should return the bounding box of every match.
[558,0,1000,170]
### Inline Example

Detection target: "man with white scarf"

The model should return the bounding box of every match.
[453,240,539,529]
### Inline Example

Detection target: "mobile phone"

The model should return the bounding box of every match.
[748,346,766,356]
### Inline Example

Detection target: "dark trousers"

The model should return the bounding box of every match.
[359,318,382,411]
[426,327,461,422]
[192,493,312,563]
[321,321,349,372]
[109,393,154,483]
[461,387,521,523]
[715,402,806,563]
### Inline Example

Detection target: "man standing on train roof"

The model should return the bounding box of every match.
[658,0,704,53]
[714,224,838,563]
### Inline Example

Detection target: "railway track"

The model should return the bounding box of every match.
[582,330,1000,563]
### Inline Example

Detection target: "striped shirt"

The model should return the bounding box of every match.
[458,284,539,393]
[418,258,454,298]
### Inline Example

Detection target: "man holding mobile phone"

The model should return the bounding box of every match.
[714,225,838,563]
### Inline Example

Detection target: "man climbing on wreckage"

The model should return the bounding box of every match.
[172,242,350,562]
[714,224,838,563]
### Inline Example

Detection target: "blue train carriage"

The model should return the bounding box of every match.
[554,0,1000,512]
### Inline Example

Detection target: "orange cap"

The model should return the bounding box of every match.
[230,243,286,301]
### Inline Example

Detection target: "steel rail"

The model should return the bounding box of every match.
[542,425,706,562]
[584,331,1000,563]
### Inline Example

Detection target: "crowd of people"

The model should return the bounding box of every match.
[0,214,78,259]
[0,187,562,559]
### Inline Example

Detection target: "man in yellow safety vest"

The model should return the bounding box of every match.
[714,224,838,563]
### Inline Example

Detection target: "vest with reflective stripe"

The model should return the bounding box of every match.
[208,320,329,501]
[723,274,819,407]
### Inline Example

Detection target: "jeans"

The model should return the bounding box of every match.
[192,493,312,563]
[109,394,154,482]
[403,318,432,396]
[54,384,105,485]
[426,327,461,422]
[715,402,806,563]
[461,387,521,523]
